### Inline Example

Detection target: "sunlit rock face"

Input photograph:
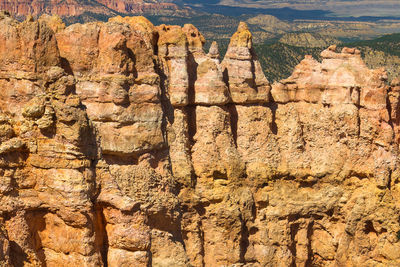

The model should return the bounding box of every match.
[0,0,182,19]
[1,13,400,267]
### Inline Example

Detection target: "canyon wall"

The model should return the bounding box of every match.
[0,0,184,19]
[0,0,115,17]
[0,11,400,266]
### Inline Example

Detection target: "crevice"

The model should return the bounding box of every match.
[305,221,314,267]
[249,59,256,90]
[267,101,278,135]
[386,90,395,131]
[186,106,197,146]
[222,68,230,93]
[184,106,197,187]
[126,47,138,79]
[187,52,198,105]
[250,48,257,90]
[102,154,138,165]
[289,222,299,267]
[94,205,108,267]
[60,57,74,76]
[227,104,238,147]
[9,240,29,267]
[199,219,205,267]
[153,57,174,175]
[356,107,361,137]
[239,215,249,263]
[363,220,377,235]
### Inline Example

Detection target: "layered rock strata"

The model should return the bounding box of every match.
[0,0,116,17]
[0,13,400,267]
[0,0,184,18]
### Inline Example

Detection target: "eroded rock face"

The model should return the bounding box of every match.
[0,0,116,18]
[0,15,400,267]
[0,0,184,19]
[222,22,271,104]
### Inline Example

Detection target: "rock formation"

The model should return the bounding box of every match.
[0,0,185,20]
[0,0,116,18]
[0,12,400,267]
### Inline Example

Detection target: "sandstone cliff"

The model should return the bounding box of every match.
[0,0,185,20]
[0,12,400,267]
[0,0,116,18]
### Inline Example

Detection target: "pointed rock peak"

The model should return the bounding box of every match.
[39,14,65,33]
[182,24,205,54]
[221,21,270,103]
[208,41,219,59]
[237,21,249,32]
[228,21,252,49]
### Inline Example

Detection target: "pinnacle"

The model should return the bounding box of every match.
[208,41,219,58]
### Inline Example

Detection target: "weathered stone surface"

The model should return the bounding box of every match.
[271,45,389,110]
[0,13,60,74]
[1,14,400,267]
[0,0,184,19]
[157,24,189,107]
[0,225,10,266]
[222,22,271,103]
[167,108,194,186]
[57,18,165,157]
[191,105,244,180]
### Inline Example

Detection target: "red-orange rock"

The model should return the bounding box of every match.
[0,13,60,73]
[0,226,10,265]
[157,24,189,106]
[0,0,186,19]
[0,14,400,267]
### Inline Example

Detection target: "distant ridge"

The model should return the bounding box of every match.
[0,0,191,20]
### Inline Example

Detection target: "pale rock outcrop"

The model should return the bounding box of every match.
[191,105,244,180]
[56,17,164,157]
[157,24,189,107]
[183,24,230,105]
[0,13,400,267]
[207,41,220,63]
[222,22,271,103]
[167,108,194,186]
[272,45,388,109]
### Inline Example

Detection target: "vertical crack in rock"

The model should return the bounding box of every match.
[94,205,109,267]
[239,214,250,263]
[227,104,238,147]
